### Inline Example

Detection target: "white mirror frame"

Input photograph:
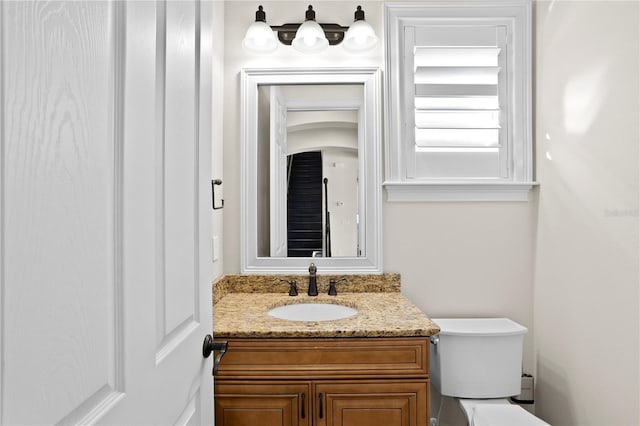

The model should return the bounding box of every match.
[241,68,382,274]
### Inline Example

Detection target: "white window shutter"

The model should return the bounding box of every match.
[385,1,535,201]
[407,25,507,179]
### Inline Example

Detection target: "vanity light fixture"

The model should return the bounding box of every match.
[242,4,378,54]
[242,5,279,54]
[342,6,379,52]
[291,5,329,53]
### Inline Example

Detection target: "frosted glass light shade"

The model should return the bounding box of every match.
[242,21,278,53]
[342,20,378,52]
[292,20,328,53]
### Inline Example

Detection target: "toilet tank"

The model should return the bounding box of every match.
[430,318,527,398]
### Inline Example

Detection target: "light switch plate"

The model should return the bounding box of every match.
[212,236,220,262]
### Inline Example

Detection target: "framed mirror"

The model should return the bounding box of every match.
[241,68,381,273]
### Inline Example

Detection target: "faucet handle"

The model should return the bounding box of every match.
[328,277,347,296]
[279,279,298,296]
[289,280,298,296]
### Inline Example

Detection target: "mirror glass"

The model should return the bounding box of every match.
[257,84,363,258]
[242,68,381,273]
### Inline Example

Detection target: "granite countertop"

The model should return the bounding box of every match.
[214,290,441,339]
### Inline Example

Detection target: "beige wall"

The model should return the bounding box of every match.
[534,1,640,424]
[223,0,383,278]
[223,0,536,369]
[219,0,639,423]
[212,1,225,280]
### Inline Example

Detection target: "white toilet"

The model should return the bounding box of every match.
[430,318,550,426]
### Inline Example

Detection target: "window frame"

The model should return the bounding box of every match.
[384,1,535,202]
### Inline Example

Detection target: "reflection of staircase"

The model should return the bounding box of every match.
[287,151,322,257]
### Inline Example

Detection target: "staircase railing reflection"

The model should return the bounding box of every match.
[323,177,331,257]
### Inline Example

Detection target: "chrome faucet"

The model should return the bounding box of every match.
[308,263,318,296]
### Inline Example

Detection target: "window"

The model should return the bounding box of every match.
[384,1,534,201]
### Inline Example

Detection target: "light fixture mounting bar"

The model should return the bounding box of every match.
[271,23,350,46]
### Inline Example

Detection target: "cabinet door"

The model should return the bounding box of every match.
[215,382,311,426]
[314,381,428,426]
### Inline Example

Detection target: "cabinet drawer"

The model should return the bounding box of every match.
[215,337,429,379]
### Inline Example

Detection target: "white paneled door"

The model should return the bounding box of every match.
[0,1,214,424]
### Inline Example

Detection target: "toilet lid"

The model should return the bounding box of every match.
[473,404,550,426]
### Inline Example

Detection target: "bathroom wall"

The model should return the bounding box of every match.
[219,1,640,423]
[222,0,536,372]
[212,1,225,280]
[534,1,640,425]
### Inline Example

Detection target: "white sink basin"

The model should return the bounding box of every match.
[268,303,358,322]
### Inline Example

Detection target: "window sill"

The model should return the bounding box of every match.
[383,181,538,202]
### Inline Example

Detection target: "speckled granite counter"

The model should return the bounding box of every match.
[213,273,402,304]
[213,275,440,338]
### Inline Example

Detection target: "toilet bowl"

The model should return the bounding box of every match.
[431,318,550,426]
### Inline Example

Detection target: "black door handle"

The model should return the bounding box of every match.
[301,392,306,419]
[318,393,323,419]
[202,334,227,376]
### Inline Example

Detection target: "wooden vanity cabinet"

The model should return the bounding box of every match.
[214,337,430,426]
